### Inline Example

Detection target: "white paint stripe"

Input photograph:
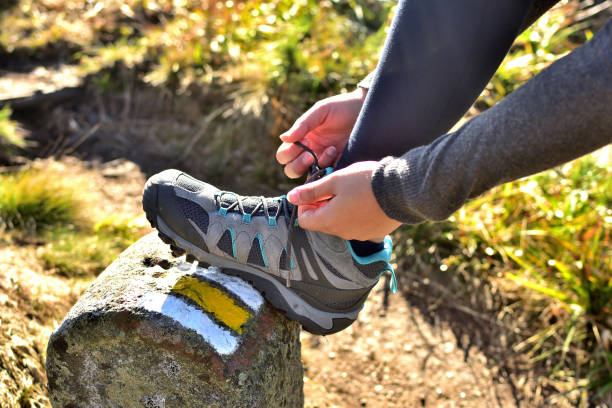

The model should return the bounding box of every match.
[139,291,238,355]
[192,264,264,312]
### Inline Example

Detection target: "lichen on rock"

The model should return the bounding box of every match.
[46,233,303,408]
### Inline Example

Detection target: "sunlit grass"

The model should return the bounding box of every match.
[0,105,25,160]
[42,215,147,277]
[0,161,148,277]
[0,166,83,232]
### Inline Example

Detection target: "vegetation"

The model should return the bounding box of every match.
[0,0,610,405]
[0,105,25,161]
[0,163,145,277]
[42,215,146,277]
[0,166,82,232]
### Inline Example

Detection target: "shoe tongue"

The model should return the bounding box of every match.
[219,194,290,217]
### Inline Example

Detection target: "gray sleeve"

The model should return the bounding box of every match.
[371,19,612,224]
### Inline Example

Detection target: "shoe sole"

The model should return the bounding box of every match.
[142,180,359,335]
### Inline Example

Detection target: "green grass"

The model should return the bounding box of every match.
[1,0,392,98]
[0,163,147,277]
[42,215,146,277]
[0,105,25,160]
[0,167,82,232]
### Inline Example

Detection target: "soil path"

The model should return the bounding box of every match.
[302,281,516,407]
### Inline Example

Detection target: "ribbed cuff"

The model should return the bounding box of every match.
[371,155,427,225]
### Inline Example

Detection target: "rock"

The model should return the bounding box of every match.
[46,233,303,408]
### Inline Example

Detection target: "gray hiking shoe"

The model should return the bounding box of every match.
[142,169,396,335]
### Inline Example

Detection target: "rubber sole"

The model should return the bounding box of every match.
[142,180,358,335]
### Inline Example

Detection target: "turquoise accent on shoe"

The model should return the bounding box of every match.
[290,256,295,270]
[383,265,398,294]
[218,207,228,216]
[227,227,237,259]
[348,236,396,293]
[268,217,277,226]
[242,213,252,223]
[348,236,393,265]
[324,167,334,176]
[294,218,299,227]
[255,233,268,267]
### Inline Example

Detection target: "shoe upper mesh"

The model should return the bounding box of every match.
[217,229,235,258]
[178,197,209,234]
[176,174,203,192]
[279,248,290,271]
[247,237,266,267]
[316,253,352,283]
[352,259,388,279]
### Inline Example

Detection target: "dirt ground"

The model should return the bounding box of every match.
[301,282,519,408]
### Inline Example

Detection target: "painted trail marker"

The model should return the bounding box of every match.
[46,233,303,408]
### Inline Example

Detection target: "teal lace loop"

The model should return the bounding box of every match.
[384,265,398,294]
[214,191,290,225]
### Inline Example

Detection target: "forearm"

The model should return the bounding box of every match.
[372,20,612,224]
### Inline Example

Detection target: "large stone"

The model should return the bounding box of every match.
[46,233,303,407]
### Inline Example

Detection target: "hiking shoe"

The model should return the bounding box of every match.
[142,169,396,335]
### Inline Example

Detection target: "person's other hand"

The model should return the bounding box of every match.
[286,161,401,241]
[276,88,367,178]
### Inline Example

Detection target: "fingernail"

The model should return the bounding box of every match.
[326,146,336,156]
[287,189,299,203]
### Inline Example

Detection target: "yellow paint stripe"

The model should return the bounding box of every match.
[172,276,252,334]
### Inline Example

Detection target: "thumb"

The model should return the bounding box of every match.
[287,176,336,206]
[280,103,327,143]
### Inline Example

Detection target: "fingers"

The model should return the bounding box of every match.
[283,146,337,178]
[279,102,328,143]
[318,146,338,168]
[287,175,336,206]
[284,151,315,179]
[276,141,303,165]
[296,199,336,235]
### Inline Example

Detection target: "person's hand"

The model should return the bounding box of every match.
[276,88,367,178]
[286,161,401,241]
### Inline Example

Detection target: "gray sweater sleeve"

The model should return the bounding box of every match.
[371,19,612,224]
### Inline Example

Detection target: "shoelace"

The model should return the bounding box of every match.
[214,190,291,225]
[284,142,327,287]
[213,141,324,288]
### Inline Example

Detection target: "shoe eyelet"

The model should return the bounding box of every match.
[242,213,252,223]
[268,217,277,227]
[218,208,228,216]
